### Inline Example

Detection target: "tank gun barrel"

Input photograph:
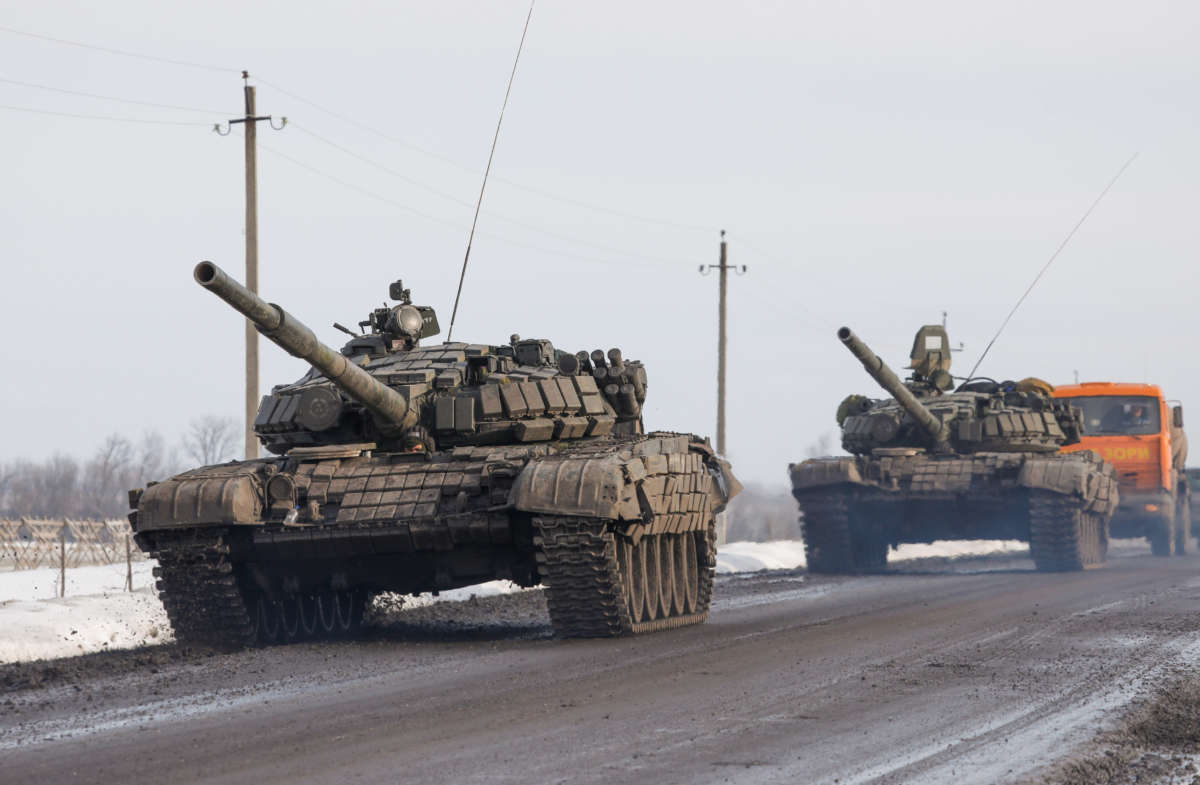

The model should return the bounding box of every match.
[194,261,411,429]
[838,326,949,443]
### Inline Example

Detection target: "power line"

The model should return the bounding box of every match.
[0,21,718,237]
[728,232,794,266]
[255,138,669,271]
[0,103,209,126]
[0,24,235,73]
[291,123,473,207]
[0,75,226,114]
[291,121,693,266]
[254,75,714,234]
[255,76,469,170]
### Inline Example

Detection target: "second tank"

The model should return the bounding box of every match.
[790,325,1118,573]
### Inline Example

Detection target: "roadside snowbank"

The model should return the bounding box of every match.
[714,538,1028,573]
[0,538,1028,663]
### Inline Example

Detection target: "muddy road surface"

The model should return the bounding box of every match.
[3,543,1200,785]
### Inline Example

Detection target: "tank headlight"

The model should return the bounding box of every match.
[1145,503,1160,512]
[390,304,424,337]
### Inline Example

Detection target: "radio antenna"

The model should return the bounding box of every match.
[965,153,1138,379]
[446,0,536,342]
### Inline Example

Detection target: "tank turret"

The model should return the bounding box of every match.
[838,326,950,445]
[835,325,1082,456]
[195,261,648,455]
[195,261,416,433]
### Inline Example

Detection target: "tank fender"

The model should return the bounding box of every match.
[789,457,864,496]
[509,454,641,521]
[1018,457,1120,514]
[135,462,267,531]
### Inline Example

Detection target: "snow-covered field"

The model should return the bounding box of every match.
[0,539,1027,663]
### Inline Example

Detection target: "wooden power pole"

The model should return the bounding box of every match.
[699,231,746,458]
[219,72,285,460]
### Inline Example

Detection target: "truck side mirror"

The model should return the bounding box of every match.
[1173,406,1184,428]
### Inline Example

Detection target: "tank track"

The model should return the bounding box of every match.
[150,529,367,648]
[149,530,257,649]
[1028,491,1108,571]
[533,516,715,637]
[798,490,886,574]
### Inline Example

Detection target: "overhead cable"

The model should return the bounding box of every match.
[0,24,235,73]
[0,75,227,114]
[291,121,691,266]
[0,103,209,125]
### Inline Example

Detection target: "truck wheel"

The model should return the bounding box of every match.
[1175,495,1191,554]
[1150,507,1176,557]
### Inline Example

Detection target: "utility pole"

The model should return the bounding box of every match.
[699,231,747,458]
[216,72,285,459]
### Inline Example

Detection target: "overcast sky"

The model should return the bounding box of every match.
[2,1,1197,488]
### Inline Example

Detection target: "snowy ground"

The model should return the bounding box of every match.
[0,539,1028,664]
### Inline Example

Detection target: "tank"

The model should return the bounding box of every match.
[129,261,740,646]
[789,325,1118,573]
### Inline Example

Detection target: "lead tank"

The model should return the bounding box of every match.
[789,325,1118,572]
[129,262,740,646]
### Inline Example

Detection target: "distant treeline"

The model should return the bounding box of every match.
[725,484,800,542]
[0,416,238,520]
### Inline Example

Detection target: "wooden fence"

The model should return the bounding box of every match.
[0,518,146,570]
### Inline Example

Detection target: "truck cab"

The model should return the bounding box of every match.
[1053,382,1188,555]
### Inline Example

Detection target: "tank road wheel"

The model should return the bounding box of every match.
[668,535,687,616]
[256,596,281,644]
[533,516,716,637]
[656,536,678,619]
[1175,495,1191,555]
[331,589,363,636]
[625,539,647,624]
[298,595,319,638]
[678,532,700,614]
[279,595,302,640]
[1028,492,1108,571]
[316,592,339,635]
[643,536,662,621]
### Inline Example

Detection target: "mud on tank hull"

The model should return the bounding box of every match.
[132,433,737,646]
[789,450,1118,573]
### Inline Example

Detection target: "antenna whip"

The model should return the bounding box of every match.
[447,0,536,341]
[965,153,1138,379]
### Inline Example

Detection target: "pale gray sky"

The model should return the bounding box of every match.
[2,1,1197,487]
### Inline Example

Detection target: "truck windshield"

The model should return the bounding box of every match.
[1063,395,1160,436]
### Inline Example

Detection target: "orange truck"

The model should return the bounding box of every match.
[1053,383,1189,555]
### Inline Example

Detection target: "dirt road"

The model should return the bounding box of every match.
[3,543,1199,784]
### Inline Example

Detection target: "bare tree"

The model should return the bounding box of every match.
[0,428,182,520]
[38,454,84,518]
[83,434,134,519]
[183,415,239,466]
[133,430,179,482]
